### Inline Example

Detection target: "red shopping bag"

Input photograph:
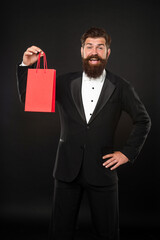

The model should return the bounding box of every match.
[25,52,56,112]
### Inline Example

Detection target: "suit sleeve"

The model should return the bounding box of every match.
[16,65,29,103]
[121,82,151,163]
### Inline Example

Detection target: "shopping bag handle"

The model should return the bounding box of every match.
[36,52,48,69]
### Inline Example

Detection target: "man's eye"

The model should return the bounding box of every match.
[87,46,92,49]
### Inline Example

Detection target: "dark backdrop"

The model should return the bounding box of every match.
[1,0,160,239]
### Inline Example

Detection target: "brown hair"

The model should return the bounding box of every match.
[81,27,111,48]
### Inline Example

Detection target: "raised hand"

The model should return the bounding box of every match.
[23,46,43,66]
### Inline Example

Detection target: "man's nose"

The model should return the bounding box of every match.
[91,47,98,55]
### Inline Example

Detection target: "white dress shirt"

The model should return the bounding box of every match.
[81,70,106,123]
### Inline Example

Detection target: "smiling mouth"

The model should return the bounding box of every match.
[89,58,100,64]
[90,57,99,61]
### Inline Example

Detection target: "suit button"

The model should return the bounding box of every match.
[86,126,90,130]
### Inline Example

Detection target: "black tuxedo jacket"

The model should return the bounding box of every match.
[17,66,151,186]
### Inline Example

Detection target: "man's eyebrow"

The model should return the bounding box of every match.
[98,44,105,46]
[85,43,105,46]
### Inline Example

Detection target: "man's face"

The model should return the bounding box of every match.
[81,37,111,78]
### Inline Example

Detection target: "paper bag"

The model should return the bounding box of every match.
[25,52,56,112]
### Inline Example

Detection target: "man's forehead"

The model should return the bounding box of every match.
[85,37,106,45]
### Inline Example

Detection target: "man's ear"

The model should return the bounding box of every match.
[107,48,111,58]
[81,47,84,58]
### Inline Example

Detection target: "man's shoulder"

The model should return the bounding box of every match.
[57,71,82,82]
[106,70,131,88]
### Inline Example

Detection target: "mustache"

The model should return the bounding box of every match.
[85,54,104,61]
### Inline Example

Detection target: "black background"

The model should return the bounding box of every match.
[1,0,160,239]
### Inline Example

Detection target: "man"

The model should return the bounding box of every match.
[17,27,151,240]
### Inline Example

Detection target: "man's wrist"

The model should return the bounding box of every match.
[19,61,27,66]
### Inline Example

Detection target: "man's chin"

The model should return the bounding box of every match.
[83,66,105,78]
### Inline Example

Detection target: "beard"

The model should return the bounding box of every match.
[82,54,107,78]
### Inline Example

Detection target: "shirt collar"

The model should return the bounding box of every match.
[82,69,106,83]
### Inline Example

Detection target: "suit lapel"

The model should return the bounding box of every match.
[88,76,116,124]
[70,75,86,123]
[70,73,116,124]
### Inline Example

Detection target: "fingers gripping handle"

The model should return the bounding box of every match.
[36,52,48,69]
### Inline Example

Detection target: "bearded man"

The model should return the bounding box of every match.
[17,27,151,240]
